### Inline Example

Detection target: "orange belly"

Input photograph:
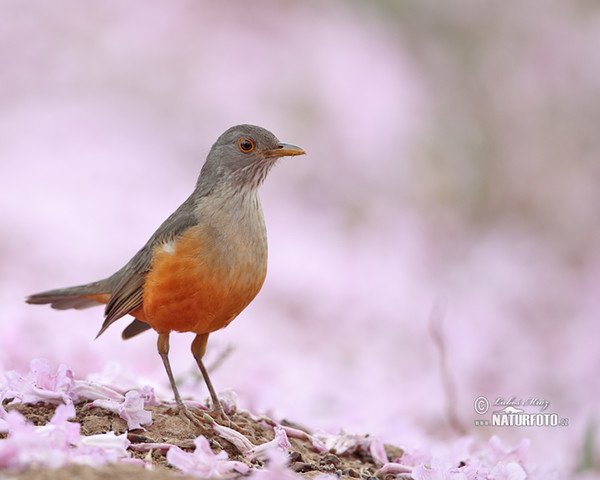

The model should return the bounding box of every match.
[141,225,267,335]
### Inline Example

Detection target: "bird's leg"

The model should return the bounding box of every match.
[157,332,207,428]
[191,333,225,419]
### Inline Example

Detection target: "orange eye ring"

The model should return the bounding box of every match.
[238,138,255,153]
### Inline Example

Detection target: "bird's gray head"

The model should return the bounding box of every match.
[197,124,305,195]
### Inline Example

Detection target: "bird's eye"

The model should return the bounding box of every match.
[238,138,255,153]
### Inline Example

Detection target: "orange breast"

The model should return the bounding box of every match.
[141,225,267,335]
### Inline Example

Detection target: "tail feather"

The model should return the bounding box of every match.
[121,319,152,339]
[26,278,153,340]
[26,280,111,311]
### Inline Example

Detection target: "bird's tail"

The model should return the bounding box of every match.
[26,279,111,310]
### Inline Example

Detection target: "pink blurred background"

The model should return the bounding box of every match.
[1,0,599,476]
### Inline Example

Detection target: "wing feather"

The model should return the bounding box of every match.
[95,195,199,337]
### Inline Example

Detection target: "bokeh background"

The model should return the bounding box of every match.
[1,0,599,477]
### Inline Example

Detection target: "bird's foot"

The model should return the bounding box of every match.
[166,399,230,429]
[206,403,231,426]
[174,403,213,430]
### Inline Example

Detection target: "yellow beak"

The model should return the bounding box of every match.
[264,143,306,158]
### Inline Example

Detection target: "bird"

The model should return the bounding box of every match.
[26,124,305,425]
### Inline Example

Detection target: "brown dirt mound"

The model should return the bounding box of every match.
[3,402,404,480]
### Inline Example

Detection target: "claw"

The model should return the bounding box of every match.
[208,406,230,425]
[177,404,211,429]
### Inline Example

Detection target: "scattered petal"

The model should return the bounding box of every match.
[249,426,291,461]
[78,431,131,462]
[260,418,327,454]
[309,436,329,454]
[129,442,178,453]
[36,403,81,446]
[490,461,527,480]
[119,390,153,430]
[399,448,432,468]
[0,361,543,478]
[276,425,310,440]
[71,380,126,402]
[91,398,122,414]
[92,390,153,430]
[0,405,127,470]
[376,462,412,476]
[2,358,73,405]
[139,385,160,407]
[369,437,388,465]
[247,449,298,480]
[213,422,255,454]
[486,435,530,468]
[410,463,438,480]
[167,435,250,478]
[313,431,384,461]
[0,409,57,470]
[218,389,238,416]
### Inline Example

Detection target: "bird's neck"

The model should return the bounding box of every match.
[194,183,265,229]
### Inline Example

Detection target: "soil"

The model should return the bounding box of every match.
[2,402,405,480]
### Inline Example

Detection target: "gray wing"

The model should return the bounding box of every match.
[96,194,199,338]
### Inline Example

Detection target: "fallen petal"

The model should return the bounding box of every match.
[249,426,291,461]
[213,423,255,454]
[72,380,126,402]
[78,431,131,458]
[376,462,412,475]
[119,391,153,430]
[369,437,388,465]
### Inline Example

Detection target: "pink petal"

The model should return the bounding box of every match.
[411,464,439,480]
[39,403,81,445]
[213,422,255,454]
[248,449,298,480]
[78,431,131,462]
[129,442,177,453]
[139,385,160,406]
[71,380,126,402]
[3,358,74,405]
[119,390,153,430]
[490,461,527,480]
[119,457,153,469]
[275,425,310,440]
[486,436,530,469]
[313,431,384,460]
[91,391,153,430]
[218,460,250,477]
[249,426,291,461]
[377,462,412,475]
[369,437,388,465]
[195,435,228,462]
[166,435,249,478]
[218,389,238,416]
[310,436,328,453]
[0,408,77,470]
[260,417,328,453]
[50,402,76,424]
[166,445,197,473]
[90,398,122,414]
